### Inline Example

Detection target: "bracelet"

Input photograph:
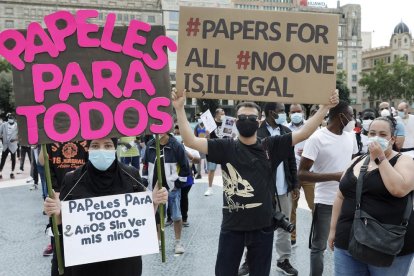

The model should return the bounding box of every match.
[375,155,387,165]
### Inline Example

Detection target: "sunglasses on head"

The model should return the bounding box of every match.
[237,115,258,122]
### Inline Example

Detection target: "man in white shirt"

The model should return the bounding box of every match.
[397,102,414,158]
[298,101,358,276]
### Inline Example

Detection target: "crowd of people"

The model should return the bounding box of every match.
[1,94,414,276]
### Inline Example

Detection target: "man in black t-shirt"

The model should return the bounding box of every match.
[172,89,339,276]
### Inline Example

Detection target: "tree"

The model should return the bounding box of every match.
[196,99,220,115]
[0,71,15,115]
[0,59,11,73]
[359,58,414,103]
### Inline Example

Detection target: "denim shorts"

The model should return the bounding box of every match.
[168,189,182,221]
[207,162,217,171]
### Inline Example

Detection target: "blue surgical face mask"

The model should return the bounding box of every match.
[88,149,116,171]
[398,111,405,118]
[290,113,303,124]
[368,136,390,151]
[275,113,287,125]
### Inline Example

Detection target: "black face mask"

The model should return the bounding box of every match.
[236,119,259,137]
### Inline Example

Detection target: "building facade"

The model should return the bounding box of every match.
[0,0,163,31]
[361,22,414,109]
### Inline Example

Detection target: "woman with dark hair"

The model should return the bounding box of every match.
[328,116,414,275]
[359,108,378,155]
[44,137,168,276]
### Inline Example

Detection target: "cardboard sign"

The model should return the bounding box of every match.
[177,7,338,104]
[0,10,177,145]
[61,191,158,267]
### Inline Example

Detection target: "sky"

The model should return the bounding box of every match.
[325,0,414,48]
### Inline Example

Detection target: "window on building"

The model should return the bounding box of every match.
[338,41,343,46]
[404,54,408,61]
[352,75,357,82]
[170,11,179,21]
[404,38,408,44]
[352,51,357,59]
[5,7,14,15]
[337,50,343,59]
[352,86,357,93]
[147,15,155,23]
[24,8,29,16]
[169,23,178,30]
[5,20,14,28]
[338,25,343,38]
[387,56,391,63]
[222,100,229,105]
[31,9,36,16]
[351,41,357,47]
[352,63,357,70]
[337,63,343,70]
[186,98,192,105]
[109,1,116,6]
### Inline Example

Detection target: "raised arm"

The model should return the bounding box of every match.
[298,156,342,183]
[172,89,208,154]
[291,90,339,146]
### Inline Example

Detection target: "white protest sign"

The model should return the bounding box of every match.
[200,109,217,133]
[61,191,158,267]
[222,116,236,137]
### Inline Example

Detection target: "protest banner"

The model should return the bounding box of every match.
[176,6,338,104]
[61,191,158,266]
[0,10,177,145]
[222,116,236,138]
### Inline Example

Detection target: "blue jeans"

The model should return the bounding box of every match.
[310,203,333,276]
[334,247,414,276]
[120,156,140,169]
[215,227,274,276]
[168,189,182,221]
[37,164,47,199]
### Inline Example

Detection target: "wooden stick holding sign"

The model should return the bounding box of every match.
[155,134,166,262]
[41,144,64,275]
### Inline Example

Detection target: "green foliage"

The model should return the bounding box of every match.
[0,59,11,73]
[359,58,414,102]
[0,71,15,115]
[196,99,220,115]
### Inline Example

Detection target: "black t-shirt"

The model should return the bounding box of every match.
[335,155,414,256]
[152,145,168,190]
[207,133,292,231]
[209,121,223,139]
[47,141,88,191]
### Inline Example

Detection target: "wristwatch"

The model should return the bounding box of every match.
[375,155,386,165]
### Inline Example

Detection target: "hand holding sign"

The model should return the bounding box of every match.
[44,191,62,223]
[171,88,186,111]
[152,185,168,206]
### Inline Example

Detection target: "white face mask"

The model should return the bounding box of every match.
[343,120,356,132]
[275,113,287,125]
[380,109,391,117]
[220,115,225,122]
[362,119,372,131]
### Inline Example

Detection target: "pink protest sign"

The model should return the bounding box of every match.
[0,10,177,145]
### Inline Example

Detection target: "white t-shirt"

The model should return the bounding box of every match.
[302,127,358,205]
[360,133,369,154]
[400,114,414,157]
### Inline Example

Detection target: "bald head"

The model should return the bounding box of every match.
[378,102,390,111]
[397,102,409,118]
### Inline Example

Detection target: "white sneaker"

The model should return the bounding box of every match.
[174,241,185,254]
[204,188,213,196]
[26,177,33,183]
[16,169,24,174]
[29,184,38,190]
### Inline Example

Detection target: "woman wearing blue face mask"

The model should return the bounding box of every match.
[44,137,168,276]
[328,117,414,275]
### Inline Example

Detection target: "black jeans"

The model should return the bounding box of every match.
[0,148,16,172]
[180,185,192,222]
[215,227,274,276]
[19,146,32,171]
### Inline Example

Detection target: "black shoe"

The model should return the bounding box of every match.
[277,259,298,276]
[291,239,297,248]
[195,174,202,179]
[165,219,173,226]
[238,262,249,276]
[10,173,15,179]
